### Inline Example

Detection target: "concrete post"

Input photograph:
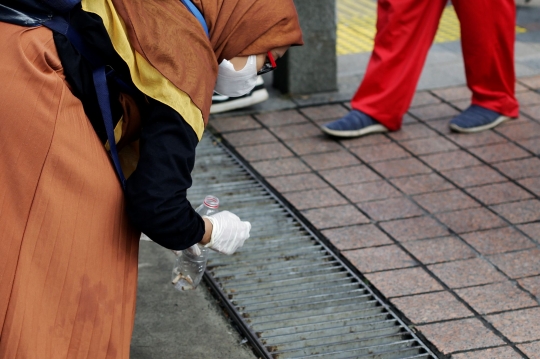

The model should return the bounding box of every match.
[273,0,337,95]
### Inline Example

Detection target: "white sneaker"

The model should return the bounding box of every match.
[210,76,269,114]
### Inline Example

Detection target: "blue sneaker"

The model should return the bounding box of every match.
[449,105,511,133]
[321,110,388,138]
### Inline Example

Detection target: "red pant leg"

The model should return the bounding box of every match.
[351,0,446,131]
[452,0,519,117]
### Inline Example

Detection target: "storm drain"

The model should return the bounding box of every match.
[188,134,437,359]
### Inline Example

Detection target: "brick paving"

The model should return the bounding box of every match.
[208,75,540,358]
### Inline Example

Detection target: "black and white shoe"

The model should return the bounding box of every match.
[210,76,269,114]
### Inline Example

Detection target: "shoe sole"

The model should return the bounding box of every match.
[449,115,511,133]
[210,89,269,114]
[320,124,389,138]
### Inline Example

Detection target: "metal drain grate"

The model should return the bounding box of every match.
[188,134,437,359]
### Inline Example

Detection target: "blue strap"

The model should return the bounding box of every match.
[43,16,126,189]
[179,0,209,37]
[93,67,127,188]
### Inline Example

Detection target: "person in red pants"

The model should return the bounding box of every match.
[322,0,519,137]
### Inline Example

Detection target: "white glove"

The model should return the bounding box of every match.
[203,211,251,255]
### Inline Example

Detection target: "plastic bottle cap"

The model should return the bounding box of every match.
[203,195,219,209]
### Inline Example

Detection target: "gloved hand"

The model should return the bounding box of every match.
[203,211,251,255]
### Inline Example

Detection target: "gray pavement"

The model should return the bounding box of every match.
[131,241,256,359]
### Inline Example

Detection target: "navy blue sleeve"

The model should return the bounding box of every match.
[125,99,205,251]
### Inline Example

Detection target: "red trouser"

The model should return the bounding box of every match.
[351,0,519,131]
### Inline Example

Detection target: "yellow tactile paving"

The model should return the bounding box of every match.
[337,0,527,55]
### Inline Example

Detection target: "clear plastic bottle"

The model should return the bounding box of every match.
[171,195,219,291]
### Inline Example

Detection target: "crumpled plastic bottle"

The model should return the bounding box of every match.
[171,195,219,291]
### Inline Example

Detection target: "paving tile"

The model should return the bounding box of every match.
[222,129,276,147]
[521,104,540,121]
[413,189,480,213]
[340,134,392,148]
[495,157,540,180]
[468,142,531,163]
[519,137,540,155]
[254,110,307,127]
[358,197,424,221]
[402,113,418,124]
[408,103,460,121]
[418,318,504,354]
[516,91,540,106]
[252,157,311,177]
[343,245,417,273]
[284,135,343,155]
[461,227,536,255]
[519,75,540,89]
[349,143,410,163]
[389,173,455,195]
[420,151,482,171]
[428,258,506,288]
[209,115,261,132]
[322,224,393,250]
[495,121,540,141]
[518,341,540,359]
[400,136,458,155]
[269,123,323,141]
[319,165,381,186]
[466,182,533,205]
[435,208,507,234]
[487,307,540,343]
[431,86,472,101]
[517,177,540,196]
[365,267,443,298]
[489,249,540,279]
[447,131,507,148]
[391,291,472,324]
[336,180,401,203]
[518,276,540,298]
[266,173,328,193]
[235,142,294,162]
[425,118,453,135]
[301,150,360,170]
[301,205,370,229]
[456,281,537,314]
[282,188,347,210]
[380,216,449,242]
[491,199,540,224]
[441,165,508,188]
[517,222,540,241]
[371,157,432,178]
[403,236,476,264]
[450,99,470,111]
[452,346,522,359]
[410,91,441,107]
[300,104,349,122]
[387,123,438,141]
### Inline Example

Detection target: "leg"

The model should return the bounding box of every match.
[322,0,447,137]
[354,0,447,130]
[453,0,519,118]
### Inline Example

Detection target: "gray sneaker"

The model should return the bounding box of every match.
[321,110,388,138]
[449,105,512,133]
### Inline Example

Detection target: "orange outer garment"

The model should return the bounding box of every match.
[111,0,303,124]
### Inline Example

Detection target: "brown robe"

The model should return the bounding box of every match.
[111,0,303,123]
[0,24,139,358]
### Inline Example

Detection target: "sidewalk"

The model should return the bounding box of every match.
[208,77,540,358]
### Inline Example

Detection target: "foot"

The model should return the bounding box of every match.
[321,110,388,138]
[210,76,269,114]
[449,105,511,133]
